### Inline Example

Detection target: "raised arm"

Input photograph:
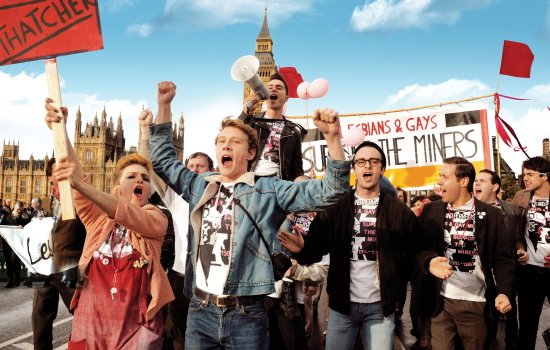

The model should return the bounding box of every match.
[156,81,176,124]
[149,82,199,202]
[312,108,344,161]
[139,108,168,198]
[45,100,119,219]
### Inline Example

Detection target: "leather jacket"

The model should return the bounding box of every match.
[239,112,307,181]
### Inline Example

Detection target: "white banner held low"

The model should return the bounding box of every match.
[0,218,76,275]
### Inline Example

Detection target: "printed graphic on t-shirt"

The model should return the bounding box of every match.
[441,200,486,301]
[528,198,550,244]
[349,195,380,303]
[259,120,284,164]
[351,197,378,261]
[444,210,477,273]
[525,197,550,267]
[290,212,316,238]
[197,185,233,293]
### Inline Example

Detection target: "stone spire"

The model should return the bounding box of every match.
[257,7,271,40]
[101,106,107,126]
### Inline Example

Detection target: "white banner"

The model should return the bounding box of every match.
[292,104,492,189]
[0,218,76,275]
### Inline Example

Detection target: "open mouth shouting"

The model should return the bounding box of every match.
[362,171,373,181]
[269,93,278,100]
[221,155,233,168]
[133,186,144,200]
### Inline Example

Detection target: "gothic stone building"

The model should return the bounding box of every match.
[0,141,49,208]
[1,108,184,210]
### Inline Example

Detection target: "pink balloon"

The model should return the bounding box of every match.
[342,127,365,147]
[309,78,329,98]
[297,82,311,100]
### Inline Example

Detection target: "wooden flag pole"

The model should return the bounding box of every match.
[45,58,75,220]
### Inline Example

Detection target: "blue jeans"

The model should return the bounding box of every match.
[185,295,269,349]
[326,301,395,350]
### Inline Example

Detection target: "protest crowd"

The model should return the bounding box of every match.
[1,74,550,350]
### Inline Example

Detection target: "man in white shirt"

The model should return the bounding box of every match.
[418,157,514,349]
[512,156,550,350]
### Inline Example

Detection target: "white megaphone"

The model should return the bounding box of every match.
[231,55,269,100]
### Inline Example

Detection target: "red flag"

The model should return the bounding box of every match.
[278,67,304,98]
[499,40,534,78]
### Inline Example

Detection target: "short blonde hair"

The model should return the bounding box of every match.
[215,117,260,170]
[113,153,152,184]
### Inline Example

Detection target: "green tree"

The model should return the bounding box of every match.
[501,175,520,200]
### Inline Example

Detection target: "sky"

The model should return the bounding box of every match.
[1,0,549,176]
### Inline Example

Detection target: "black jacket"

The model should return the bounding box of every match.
[500,200,526,256]
[239,111,306,181]
[296,191,435,316]
[50,214,86,277]
[416,200,515,316]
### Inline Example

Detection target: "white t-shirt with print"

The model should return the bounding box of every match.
[163,187,189,274]
[441,197,486,302]
[254,120,284,177]
[196,184,234,295]
[349,194,381,303]
[525,196,550,267]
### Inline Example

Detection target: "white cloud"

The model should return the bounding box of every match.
[159,0,315,29]
[498,107,550,173]
[127,23,153,37]
[350,0,495,32]
[0,70,238,167]
[524,84,550,101]
[0,71,48,155]
[0,71,148,159]
[385,79,491,107]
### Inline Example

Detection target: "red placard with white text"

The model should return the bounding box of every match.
[0,0,103,66]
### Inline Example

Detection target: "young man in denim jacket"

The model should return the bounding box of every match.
[149,81,351,349]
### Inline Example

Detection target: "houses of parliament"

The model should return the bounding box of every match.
[0,108,184,209]
[0,9,277,209]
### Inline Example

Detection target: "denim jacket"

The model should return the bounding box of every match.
[149,122,351,297]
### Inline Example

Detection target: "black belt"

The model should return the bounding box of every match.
[194,288,265,308]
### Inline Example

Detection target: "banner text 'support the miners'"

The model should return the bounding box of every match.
[295,105,491,189]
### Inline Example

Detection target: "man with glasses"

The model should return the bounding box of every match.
[280,141,440,349]
[512,156,550,350]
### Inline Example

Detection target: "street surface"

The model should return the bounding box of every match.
[0,281,548,349]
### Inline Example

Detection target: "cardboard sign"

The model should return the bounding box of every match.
[0,0,103,66]
[294,104,491,190]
